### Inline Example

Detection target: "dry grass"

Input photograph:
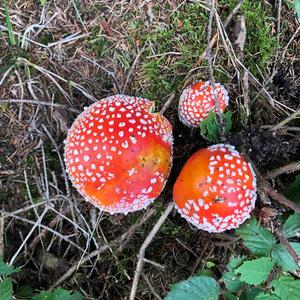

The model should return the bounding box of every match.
[0,0,300,299]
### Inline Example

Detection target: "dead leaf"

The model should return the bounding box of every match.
[233,15,246,57]
[53,107,69,134]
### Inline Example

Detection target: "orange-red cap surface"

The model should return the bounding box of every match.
[173,144,257,232]
[64,95,173,214]
[178,81,229,127]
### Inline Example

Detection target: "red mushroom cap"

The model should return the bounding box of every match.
[178,81,229,127]
[64,95,173,214]
[173,144,256,232]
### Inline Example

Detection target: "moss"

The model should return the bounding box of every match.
[136,2,209,103]
[220,0,279,76]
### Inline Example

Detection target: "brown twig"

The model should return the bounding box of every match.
[122,47,145,93]
[159,92,176,115]
[271,107,300,131]
[191,235,212,274]
[262,184,300,214]
[142,273,162,300]
[244,154,300,212]
[130,202,174,300]
[274,226,300,268]
[265,161,300,179]
[183,0,244,87]
[199,0,244,63]
[206,0,226,141]
[51,207,155,289]
[26,208,68,252]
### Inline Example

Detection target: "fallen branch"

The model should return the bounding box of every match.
[271,107,300,131]
[130,202,174,300]
[263,184,300,214]
[265,161,300,179]
[244,154,300,213]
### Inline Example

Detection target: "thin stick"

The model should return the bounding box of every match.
[194,0,244,66]
[265,161,300,179]
[244,154,300,213]
[274,227,300,268]
[9,207,48,265]
[51,208,155,289]
[142,273,162,300]
[206,0,226,141]
[271,107,300,131]
[122,48,144,93]
[130,202,174,300]
[263,184,300,214]
[159,92,176,115]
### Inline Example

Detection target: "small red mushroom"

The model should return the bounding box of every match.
[64,95,173,214]
[173,144,257,232]
[178,81,229,127]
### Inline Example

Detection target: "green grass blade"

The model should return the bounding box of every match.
[4,0,15,46]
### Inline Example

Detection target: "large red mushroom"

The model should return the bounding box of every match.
[173,144,257,232]
[64,95,173,214]
[178,81,229,127]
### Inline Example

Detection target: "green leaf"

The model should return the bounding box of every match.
[271,275,300,300]
[271,242,300,271]
[234,257,274,285]
[224,111,233,132]
[223,291,238,300]
[164,275,220,300]
[39,0,47,6]
[239,288,263,300]
[0,257,21,276]
[283,213,300,238]
[291,242,300,254]
[0,278,13,300]
[286,175,300,204]
[254,292,280,300]
[200,111,232,142]
[33,288,83,300]
[15,285,35,299]
[236,218,276,256]
[200,111,220,142]
[222,256,246,292]
[295,0,300,20]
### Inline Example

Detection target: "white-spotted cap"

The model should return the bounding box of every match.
[64,95,173,214]
[173,144,257,232]
[178,81,229,127]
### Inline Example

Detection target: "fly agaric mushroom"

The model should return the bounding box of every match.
[64,95,173,214]
[178,81,229,127]
[173,144,256,232]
